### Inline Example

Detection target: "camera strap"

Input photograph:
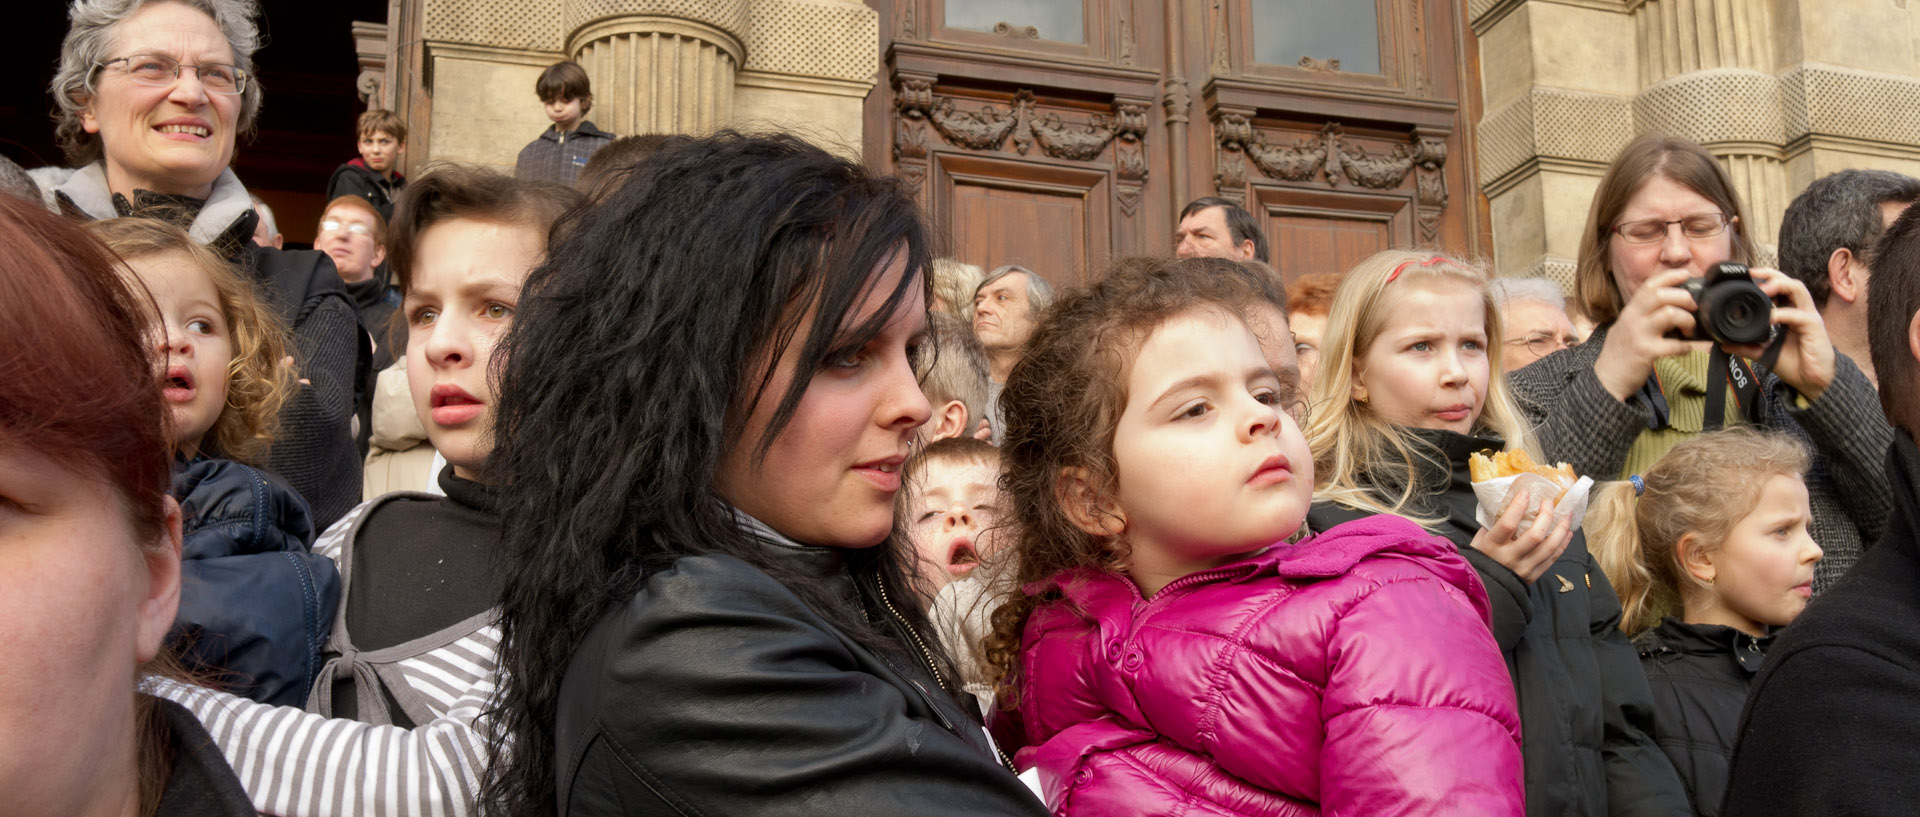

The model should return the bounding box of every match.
[1702,331,1786,431]
[1644,331,1785,432]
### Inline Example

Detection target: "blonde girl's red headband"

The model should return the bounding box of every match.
[1385,255,1450,284]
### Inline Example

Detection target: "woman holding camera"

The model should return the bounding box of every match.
[1509,135,1891,589]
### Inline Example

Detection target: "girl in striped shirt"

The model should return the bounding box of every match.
[154,167,581,817]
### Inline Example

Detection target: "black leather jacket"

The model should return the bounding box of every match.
[553,536,1049,816]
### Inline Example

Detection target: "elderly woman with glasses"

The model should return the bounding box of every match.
[1507,134,1892,591]
[31,0,366,531]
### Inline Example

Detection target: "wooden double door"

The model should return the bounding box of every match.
[861,0,1488,289]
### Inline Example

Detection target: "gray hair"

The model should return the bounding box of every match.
[1779,168,1920,309]
[50,0,265,167]
[248,192,276,236]
[0,154,42,200]
[1487,276,1566,311]
[974,263,1055,314]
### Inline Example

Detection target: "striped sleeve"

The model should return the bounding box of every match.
[146,628,499,817]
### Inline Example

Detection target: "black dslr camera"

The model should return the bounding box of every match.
[1670,262,1774,345]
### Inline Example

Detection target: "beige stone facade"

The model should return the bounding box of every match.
[1473,0,1920,288]
[375,0,878,173]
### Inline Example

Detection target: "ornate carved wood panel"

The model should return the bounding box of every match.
[864,0,1485,284]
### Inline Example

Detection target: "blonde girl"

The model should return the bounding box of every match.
[91,216,339,710]
[89,217,294,464]
[984,255,1523,816]
[1303,249,1689,817]
[1586,429,1820,816]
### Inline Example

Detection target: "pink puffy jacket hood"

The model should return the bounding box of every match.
[1008,514,1524,816]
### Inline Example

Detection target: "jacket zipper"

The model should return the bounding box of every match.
[874,574,949,691]
[873,576,1020,771]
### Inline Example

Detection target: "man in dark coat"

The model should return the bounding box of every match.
[1721,203,1920,816]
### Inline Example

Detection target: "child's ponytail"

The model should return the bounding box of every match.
[1584,480,1670,634]
[1585,429,1813,635]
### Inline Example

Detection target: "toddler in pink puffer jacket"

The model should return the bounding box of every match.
[981,258,1524,816]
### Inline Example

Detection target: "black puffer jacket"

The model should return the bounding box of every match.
[1307,428,1689,817]
[554,531,1048,817]
[171,456,342,707]
[1634,618,1771,817]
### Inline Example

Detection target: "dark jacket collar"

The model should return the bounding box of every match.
[1893,429,1920,523]
[540,120,613,142]
[439,467,498,515]
[346,156,404,183]
[732,508,856,598]
[1636,616,1775,674]
[150,696,255,816]
[344,276,398,312]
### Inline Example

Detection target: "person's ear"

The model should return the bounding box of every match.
[928,400,968,441]
[135,496,185,664]
[1676,531,1716,586]
[81,105,100,135]
[1906,307,1920,370]
[1057,466,1125,537]
[1350,367,1369,404]
[371,243,388,268]
[1827,247,1863,305]
[1238,239,1257,260]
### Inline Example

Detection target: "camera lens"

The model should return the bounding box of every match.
[1701,285,1772,345]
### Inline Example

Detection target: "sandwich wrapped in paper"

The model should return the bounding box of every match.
[1467,449,1593,531]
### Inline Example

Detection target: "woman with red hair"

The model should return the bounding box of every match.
[0,191,250,815]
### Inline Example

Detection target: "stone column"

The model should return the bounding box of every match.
[1476,0,1920,282]
[565,1,748,136]
[1631,0,1788,253]
[1473,1,1638,288]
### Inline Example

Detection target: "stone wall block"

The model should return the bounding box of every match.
[425,0,564,50]
[743,0,878,84]
[563,0,749,44]
[1632,68,1787,146]
[1478,87,1635,193]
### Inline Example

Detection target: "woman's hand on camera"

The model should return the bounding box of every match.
[1594,269,1702,401]
[1721,267,1834,402]
[1471,493,1574,584]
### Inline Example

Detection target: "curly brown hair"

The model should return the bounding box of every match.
[88,217,294,465]
[980,255,1303,708]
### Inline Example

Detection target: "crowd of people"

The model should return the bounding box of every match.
[8,1,1920,816]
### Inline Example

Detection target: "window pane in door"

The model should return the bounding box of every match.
[1250,0,1381,75]
[945,0,1085,44]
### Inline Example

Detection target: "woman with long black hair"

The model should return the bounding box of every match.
[480,133,1047,816]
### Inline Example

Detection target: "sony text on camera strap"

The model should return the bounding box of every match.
[1639,328,1789,432]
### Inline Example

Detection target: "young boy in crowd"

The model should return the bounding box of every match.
[516,61,616,186]
[315,196,400,361]
[907,438,1009,715]
[326,110,408,221]
[917,313,994,444]
[903,437,1005,599]
[1285,271,1339,388]
[316,196,400,457]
